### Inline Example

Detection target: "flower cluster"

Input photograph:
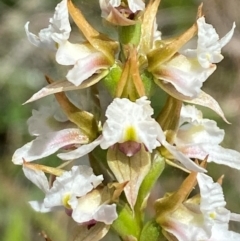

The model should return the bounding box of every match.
[13,0,240,240]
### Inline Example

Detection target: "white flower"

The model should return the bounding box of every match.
[154,54,216,98]
[25,0,109,86]
[12,95,91,165]
[25,0,71,49]
[154,17,235,98]
[23,165,117,224]
[175,105,240,170]
[163,173,240,241]
[184,16,236,69]
[57,96,163,160]
[12,96,204,172]
[55,41,110,86]
[57,97,205,172]
[27,100,71,136]
[100,97,161,151]
[12,128,90,165]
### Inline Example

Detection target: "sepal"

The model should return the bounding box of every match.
[67,0,118,64]
[107,144,151,209]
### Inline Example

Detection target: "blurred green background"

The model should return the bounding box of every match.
[1,0,240,240]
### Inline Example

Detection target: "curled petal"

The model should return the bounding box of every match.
[184,17,236,69]
[25,22,56,50]
[100,0,145,25]
[25,0,71,49]
[66,52,110,86]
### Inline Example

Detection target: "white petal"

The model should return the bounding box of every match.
[219,22,236,48]
[156,54,216,98]
[197,173,226,213]
[56,41,93,65]
[57,137,102,160]
[24,71,108,104]
[93,204,118,224]
[24,22,56,50]
[180,144,240,170]
[50,0,71,44]
[211,225,240,241]
[109,0,121,7]
[128,0,145,12]
[164,215,210,241]
[199,144,240,170]
[44,166,103,209]
[179,104,203,125]
[176,119,224,146]
[12,128,88,164]
[101,97,160,152]
[29,201,52,213]
[196,17,235,68]
[66,52,109,86]
[23,166,49,192]
[24,0,71,49]
[27,102,69,136]
[230,213,240,222]
[72,190,102,223]
[187,91,230,124]
[163,141,206,172]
